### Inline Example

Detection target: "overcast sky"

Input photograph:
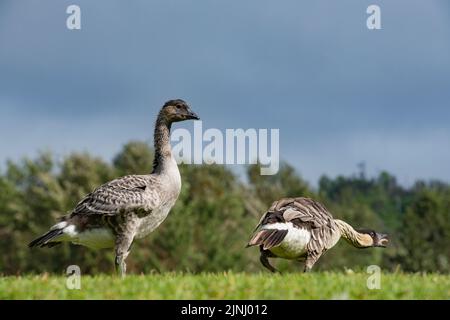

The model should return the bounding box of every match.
[0,0,449,186]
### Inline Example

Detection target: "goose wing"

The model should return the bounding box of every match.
[253,197,337,255]
[247,207,288,249]
[70,175,161,217]
[275,197,337,255]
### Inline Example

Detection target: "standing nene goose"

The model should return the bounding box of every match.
[247,197,389,272]
[28,99,199,277]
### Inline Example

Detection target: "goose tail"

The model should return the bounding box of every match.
[28,228,64,248]
[246,229,288,250]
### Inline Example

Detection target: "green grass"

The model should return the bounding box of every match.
[1,272,449,300]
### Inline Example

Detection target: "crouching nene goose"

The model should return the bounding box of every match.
[29,99,199,277]
[247,197,389,272]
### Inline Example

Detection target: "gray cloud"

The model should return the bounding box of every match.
[0,0,449,185]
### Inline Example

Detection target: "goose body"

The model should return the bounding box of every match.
[57,170,180,249]
[247,197,388,272]
[29,99,199,276]
[261,222,312,259]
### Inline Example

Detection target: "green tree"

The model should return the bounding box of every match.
[247,162,311,207]
[0,144,448,274]
[113,141,154,176]
[399,189,450,272]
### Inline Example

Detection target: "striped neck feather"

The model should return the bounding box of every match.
[152,113,173,174]
[334,219,373,248]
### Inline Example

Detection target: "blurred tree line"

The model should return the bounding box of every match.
[0,141,448,275]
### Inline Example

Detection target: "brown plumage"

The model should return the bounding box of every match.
[247,197,389,272]
[28,99,200,277]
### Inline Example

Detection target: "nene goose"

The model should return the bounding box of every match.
[29,99,199,277]
[247,197,389,272]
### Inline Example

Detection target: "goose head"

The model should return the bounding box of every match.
[161,99,200,123]
[356,229,389,248]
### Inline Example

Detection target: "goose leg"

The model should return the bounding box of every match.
[115,234,134,278]
[115,255,127,278]
[303,255,318,273]
[260,253,280,273]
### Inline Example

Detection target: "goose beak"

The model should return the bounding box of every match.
[376,233,389,247]
[187,110,200,120]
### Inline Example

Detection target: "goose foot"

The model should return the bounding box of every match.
[260,253,280,274]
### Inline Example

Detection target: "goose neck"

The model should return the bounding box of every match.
[334,219,373,248]
[152,115,173,173]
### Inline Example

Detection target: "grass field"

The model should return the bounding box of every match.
[1,272,449,300]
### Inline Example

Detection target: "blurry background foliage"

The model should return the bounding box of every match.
[0,141,448,275]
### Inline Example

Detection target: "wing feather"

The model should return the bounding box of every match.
[262,197,338,255]
[247,229,288,250]
[70,175,160,217]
